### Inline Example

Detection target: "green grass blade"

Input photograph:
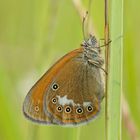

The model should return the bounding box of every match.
[107,0,123,140]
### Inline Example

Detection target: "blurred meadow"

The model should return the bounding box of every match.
[0,0,140,140]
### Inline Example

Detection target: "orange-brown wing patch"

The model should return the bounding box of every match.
[23,48,83,124]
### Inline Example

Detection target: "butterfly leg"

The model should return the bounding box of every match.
[95,38,112,49]
[88,59,108,75]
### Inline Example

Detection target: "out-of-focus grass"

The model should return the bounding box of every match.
[123,0,140,139]
[0,0,140,140]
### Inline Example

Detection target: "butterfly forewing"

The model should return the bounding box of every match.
[23,48,84,124]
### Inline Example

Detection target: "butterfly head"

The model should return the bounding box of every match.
[81,35,104,67]
[82,35,98,48]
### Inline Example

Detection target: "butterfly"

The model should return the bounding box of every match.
[23,35,105,126]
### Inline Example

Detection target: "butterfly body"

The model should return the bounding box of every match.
[23,35,104,126]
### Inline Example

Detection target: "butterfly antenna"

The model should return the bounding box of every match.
[87,0,92,31]
[82,11,88,42]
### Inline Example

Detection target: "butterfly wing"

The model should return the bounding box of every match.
[23,48,84,124]
[44,50,104,126]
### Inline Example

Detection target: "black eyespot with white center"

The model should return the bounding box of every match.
[34,105,39,112]
[52,98,57,104]
[76,107,83,114]
[52,83,59,91]
[87,105,94,112]
[57,106,63,112]
[65,106,72,113]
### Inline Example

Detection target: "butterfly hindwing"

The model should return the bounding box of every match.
[44,52,104,126]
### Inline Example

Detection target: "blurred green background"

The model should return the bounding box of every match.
[0,0,139,140]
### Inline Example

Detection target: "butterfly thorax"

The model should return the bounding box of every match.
[81,35,104,68]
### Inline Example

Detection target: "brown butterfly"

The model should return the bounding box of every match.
[23,35,104,126]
